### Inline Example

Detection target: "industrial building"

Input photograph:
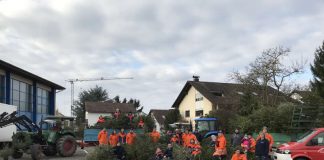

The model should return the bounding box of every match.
[0,59,65,126]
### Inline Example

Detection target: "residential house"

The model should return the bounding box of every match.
[172,77,288,129]
[149,109,170,132]
[85,101,136,126]
[0,59,65,126]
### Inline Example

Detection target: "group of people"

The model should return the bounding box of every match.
[97,128,137,146]
[97,112,145,128]
[158,126,274,160]
[229,126,274,160]
[97,125,274,160]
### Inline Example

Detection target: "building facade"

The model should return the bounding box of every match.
[172,77,289,130]
[0,60,65,126]
[149,109,171,132]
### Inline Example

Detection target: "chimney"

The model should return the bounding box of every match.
[192,75,200,82]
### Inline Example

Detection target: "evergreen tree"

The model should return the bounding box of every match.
[239,92,259,116]
[122,98,127,103]
[311,41,324,98]
[73,86,109,124]
[134,99,141,109]
[164,109,181,130]
[128,98,134,104]
[113,95,120,103]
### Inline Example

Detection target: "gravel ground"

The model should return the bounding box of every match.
[5,147,95,160]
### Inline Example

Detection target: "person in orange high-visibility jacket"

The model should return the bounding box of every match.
[213,131,227,159]
[191,142,202,156]
[231,148,247,160]
[248,133,256,153]
[256,126,274,150]
[170,134,179,144]
[182,130,189,146]
[118,128,127,144]
[97,128,108,145]
[109,130,119,146]
[126,129,136,145]
[186,131,197,147]
[97,115,105,123]
[150,128,161,143]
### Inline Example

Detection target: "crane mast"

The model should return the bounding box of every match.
[66,77,133,116]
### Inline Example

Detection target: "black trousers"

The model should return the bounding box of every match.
[255,155,269,160]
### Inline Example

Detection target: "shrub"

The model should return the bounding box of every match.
[0,145,12,160]
[86,145,117,160]
[125,134,166,160]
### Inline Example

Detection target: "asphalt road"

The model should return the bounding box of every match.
[6,147,95,160]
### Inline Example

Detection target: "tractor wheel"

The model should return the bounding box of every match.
[31,144,42,160]
[11,150,23,159]
[56,135,77,157]
[43,144,57,156]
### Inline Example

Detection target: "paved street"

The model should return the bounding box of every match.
[6,147,95,160]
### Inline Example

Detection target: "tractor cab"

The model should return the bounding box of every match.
[194,118,218,138]
[41,116,75,131]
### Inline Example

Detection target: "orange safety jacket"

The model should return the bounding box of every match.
[97,117,105,123]
[170,137,179,143]
[249,138,256,153]
[150,131,161,143]
[109,133,119,146]
[97,130,108,145]
[213,135,227,156]
[118,132,127,144]
[231,153,247,160]
[126,133,136,145]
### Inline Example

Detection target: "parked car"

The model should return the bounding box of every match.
[273,128,324,160]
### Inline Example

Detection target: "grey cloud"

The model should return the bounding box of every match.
[0,0,321,115]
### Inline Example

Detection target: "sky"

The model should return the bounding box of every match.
[0,0,323,115]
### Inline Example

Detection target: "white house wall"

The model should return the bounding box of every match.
[178,86,213,130]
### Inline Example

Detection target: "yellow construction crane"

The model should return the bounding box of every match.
[66,77,133,116]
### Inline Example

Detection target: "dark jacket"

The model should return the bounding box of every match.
[231,133,243,147]
[114,146,126,159]
[255,139,269,156]
[164,148,173,158]
[194,131,202,142]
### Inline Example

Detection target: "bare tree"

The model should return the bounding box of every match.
[230,46,305,105]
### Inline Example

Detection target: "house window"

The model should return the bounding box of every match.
[195,92,203,101]
[0,75,5,103]
[37,88,49,114]
[185,110,190,117]
[195,110,203,117]
[11,79,33,112]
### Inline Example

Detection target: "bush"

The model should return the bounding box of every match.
[172,144,192,160]
[0,145,12,160]
[86,145,117,160]
[125,134,166,160]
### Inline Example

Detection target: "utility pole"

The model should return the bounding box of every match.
[66,77,133,116]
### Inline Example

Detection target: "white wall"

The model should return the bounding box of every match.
[151,115,161,132]
[85,112,112,126]
[178,86,213,130]
[0,103,17,142]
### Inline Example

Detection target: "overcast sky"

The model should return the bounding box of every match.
[0,0,322,115]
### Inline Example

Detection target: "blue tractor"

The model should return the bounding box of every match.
[194,117,218,138]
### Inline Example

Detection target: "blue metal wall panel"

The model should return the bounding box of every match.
[49,87,55,115]
[32,81,37,123]
[5,71,10,104]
